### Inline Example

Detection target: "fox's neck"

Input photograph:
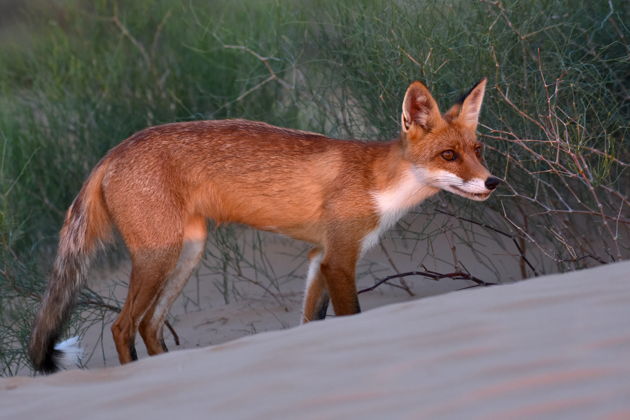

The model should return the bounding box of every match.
[357,139,438,254]
[359,140,439,253]
[369,139,439,211]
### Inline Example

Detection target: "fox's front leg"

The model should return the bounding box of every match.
[319,239,361,317]
[302,248,330,323]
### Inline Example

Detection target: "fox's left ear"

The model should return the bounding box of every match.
[445,78,487,129]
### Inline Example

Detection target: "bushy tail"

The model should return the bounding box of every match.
[29,160,112,374]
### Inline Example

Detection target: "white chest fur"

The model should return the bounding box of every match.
[361,167,438,255]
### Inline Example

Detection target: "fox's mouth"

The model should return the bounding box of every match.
[449,185,491,201]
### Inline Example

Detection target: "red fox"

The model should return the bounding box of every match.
[29,78,499,373]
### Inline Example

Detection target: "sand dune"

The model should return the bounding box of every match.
[2,261,630,419]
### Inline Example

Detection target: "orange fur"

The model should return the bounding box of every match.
[30,78,500,371]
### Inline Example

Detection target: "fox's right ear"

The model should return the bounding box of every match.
[455,78,487,130]
[401,81,441,135]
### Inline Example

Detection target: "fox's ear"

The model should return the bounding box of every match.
[443,103,461,122]
[401,81,441,134]
[457,78,487,130]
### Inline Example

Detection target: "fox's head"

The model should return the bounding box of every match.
[400,78,500,201]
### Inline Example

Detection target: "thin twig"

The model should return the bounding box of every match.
[359,270,494,295]
[378,241,415,296]
[111,15,151,67]
[216,44,294,111]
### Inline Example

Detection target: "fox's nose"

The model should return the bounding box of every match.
[485,176,501,190]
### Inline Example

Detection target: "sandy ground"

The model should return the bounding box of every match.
[2,260,629,419]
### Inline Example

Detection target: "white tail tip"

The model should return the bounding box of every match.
[53,336,83,370]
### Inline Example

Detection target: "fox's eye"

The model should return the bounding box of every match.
[441,150,457,161]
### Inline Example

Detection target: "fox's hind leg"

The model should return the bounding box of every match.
[112,244,182,364]
[108,191,185,364]
[139,215,207,355]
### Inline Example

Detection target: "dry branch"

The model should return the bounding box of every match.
[358,269,494,295]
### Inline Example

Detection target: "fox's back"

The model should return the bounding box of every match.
[100,120,382,241]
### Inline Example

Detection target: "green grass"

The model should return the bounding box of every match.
[1,0,628,375]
